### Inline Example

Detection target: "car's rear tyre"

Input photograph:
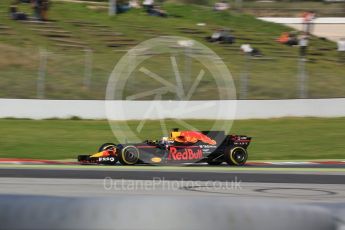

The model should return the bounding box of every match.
[225,147,248,166]
[119,146,140,165]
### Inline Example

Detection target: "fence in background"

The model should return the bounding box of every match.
[1,47,344,100]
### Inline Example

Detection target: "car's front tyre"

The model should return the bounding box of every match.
[98,143,117,152]
[119,146,140,165]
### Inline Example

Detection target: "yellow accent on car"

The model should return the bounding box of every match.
[170,131,181,140]
[90,151,105,158]
[151,157,162,163]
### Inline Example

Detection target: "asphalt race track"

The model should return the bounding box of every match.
[0,163,344,204]
[0,167,345,184]
[0,163,344,230]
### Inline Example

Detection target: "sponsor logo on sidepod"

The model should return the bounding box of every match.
[168,147,203,161]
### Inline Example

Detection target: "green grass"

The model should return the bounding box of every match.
[0,1,344,100]
[43,0,345,17]
[241,1,345,17]
[1,164,345,172]
[172,0,345,16]
[1,117,345,160]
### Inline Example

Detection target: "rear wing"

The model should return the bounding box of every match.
[228,135,252,148]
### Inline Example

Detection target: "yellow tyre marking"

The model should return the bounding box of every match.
[230,147,247,165]
[121,146,139,165]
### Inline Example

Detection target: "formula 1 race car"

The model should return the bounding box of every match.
[77,129,251,166]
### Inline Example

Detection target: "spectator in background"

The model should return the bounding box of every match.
[206,29,235,44]
[308,11,316,34]
[31,0,49,21]
[277,32,289,44]
[142,0,167,18]
[129,0,140,8]
[41,0,49,21]
[143,0,166,17]
[214,1,230,11]
[277,31,298,46]
[210,30,221,41]
[9,1,28,20]
[302,11,316,35]
[116,0,131,14]
[149,5,167,17]
[299,33,309,58]
[337,38,345,63]
[31,0,41,20]
[240,44,262,57]
[143,0,154,12]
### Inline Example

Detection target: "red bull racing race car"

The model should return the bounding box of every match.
[77,129,251,166]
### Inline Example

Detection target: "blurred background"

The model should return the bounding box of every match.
[1,0,345,161]
[1,0,345,100]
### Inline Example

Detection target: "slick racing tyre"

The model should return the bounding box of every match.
[225,147,248,166]
[98,143,118,165]
[98,143,117,152]
[119,146,140,165]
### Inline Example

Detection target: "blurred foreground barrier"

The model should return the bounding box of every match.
[1,98,345,120]
[0,195,338,230]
